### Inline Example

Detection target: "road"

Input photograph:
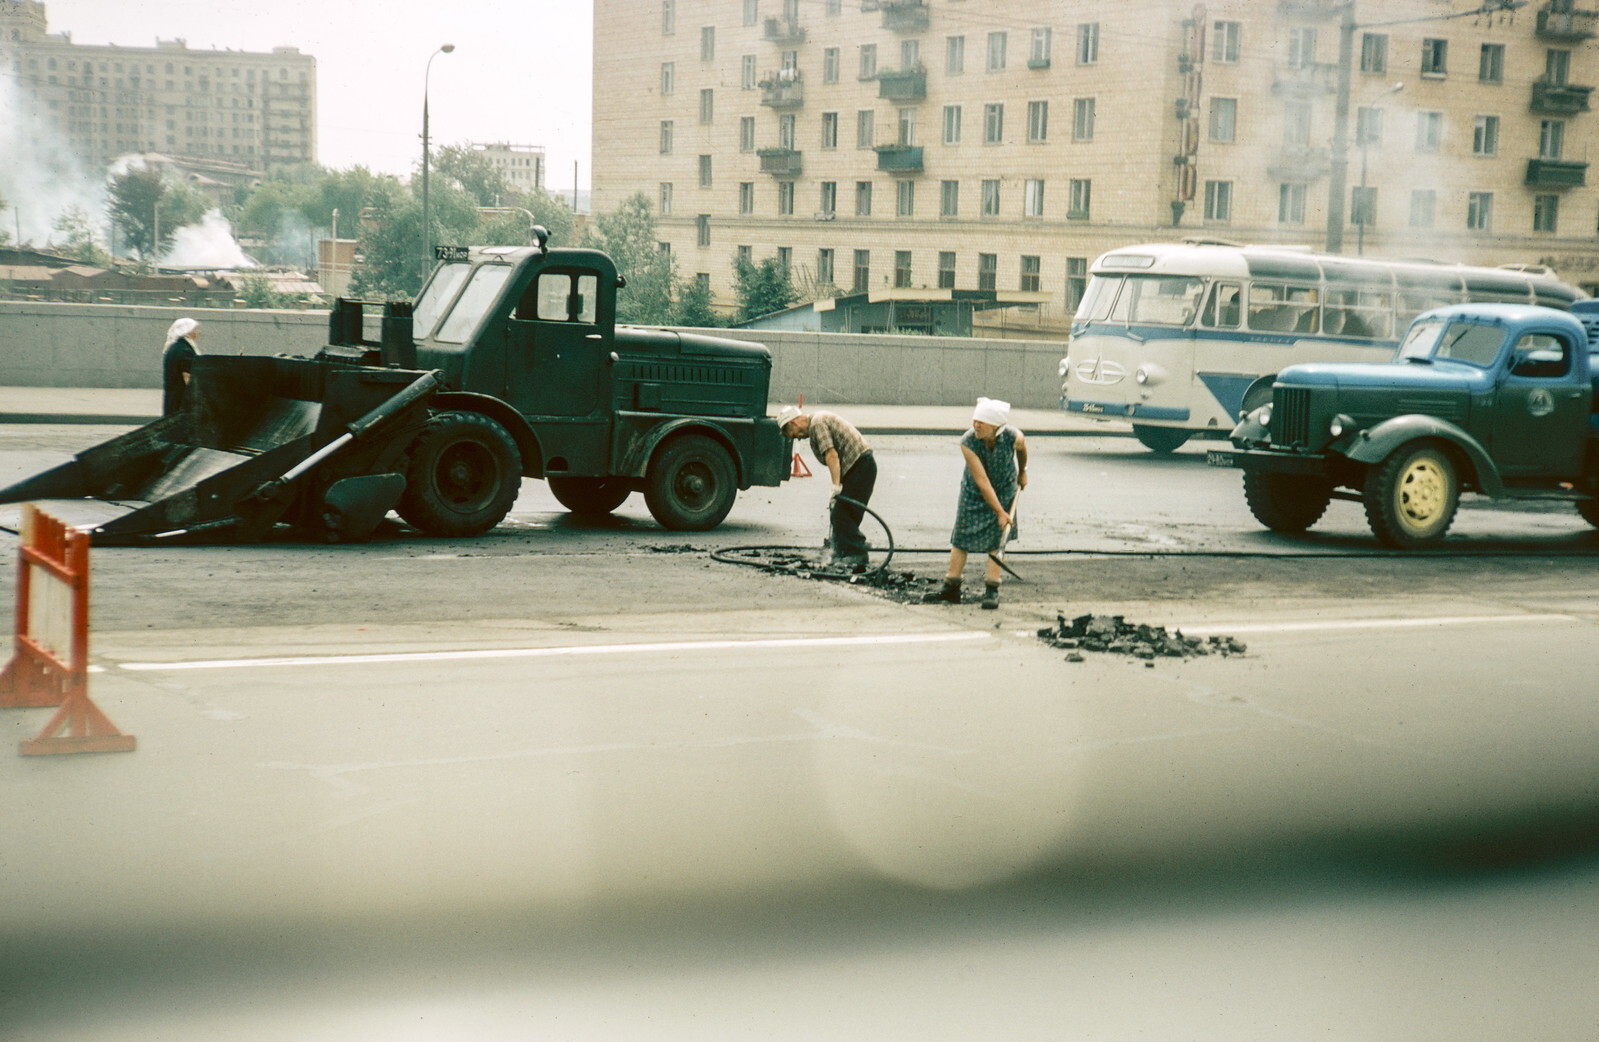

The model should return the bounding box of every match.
[1,427,1597,1040]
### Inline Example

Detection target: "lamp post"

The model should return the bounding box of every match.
[421,43,456,279]
[1356,82,1404,256]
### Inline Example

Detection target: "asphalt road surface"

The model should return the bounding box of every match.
[2,427,1597,1041]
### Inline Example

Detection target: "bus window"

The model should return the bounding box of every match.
[1112,275,1204,327]
[1323,287,1393,339]
[1202,281,1243,329]
[1248,282,1319,334]
[1074,274,1122,323]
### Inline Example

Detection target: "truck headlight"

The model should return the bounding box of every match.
[1329,413,1354,438]
[1258,404,1273,427]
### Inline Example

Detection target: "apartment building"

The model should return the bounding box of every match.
[592,0,1599,332]
[471,142,548,195]
[0,0,316,173]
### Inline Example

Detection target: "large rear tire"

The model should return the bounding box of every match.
[548,476,632,515]
[397,411,521,537]
[644,434,737,531]
[1242,471,1332,533]
[1132,425,1192,453]
[1363,443,1459,549]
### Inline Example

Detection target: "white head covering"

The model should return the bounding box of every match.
[775,405,802,431]
[165,317,199,348]
[972,397,1010,427]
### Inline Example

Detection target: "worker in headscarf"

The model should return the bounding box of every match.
[923,397,1029,609]
[162,317,201,416]
[777,405,876,571]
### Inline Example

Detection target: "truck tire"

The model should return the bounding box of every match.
[397,411,522,537]
[1363,443,1459,549]
[1132,425,1191,453]
[548,476,632,515]
[1577,500,1599,529]
[644,434,737,531]
[1242,471,1332,533]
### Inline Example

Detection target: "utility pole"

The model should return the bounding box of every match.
[1325,2,1355,254]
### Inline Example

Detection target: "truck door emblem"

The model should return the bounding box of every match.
[1527,388,1554,417]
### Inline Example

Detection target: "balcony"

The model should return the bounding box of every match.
[1526,158,1588,187]
[1271,61,1337,97]
[1268,146,1331,182]
[1531,80,1594,113]
[1276,0,1343,17]
[873,144,924,172]
[881,0,930,33]
[760,76,804,108]
[757,147,803,176]
[763,16,805,44]
[1537,3,1599,40]
[876,66,926,101]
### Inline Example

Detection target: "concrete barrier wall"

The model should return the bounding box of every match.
[0,302,1068,408]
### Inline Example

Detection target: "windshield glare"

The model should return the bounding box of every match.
[434,265,513,344]
[1104,275,1205,327]
[412,263,471,340]
[1401,319,1505,367]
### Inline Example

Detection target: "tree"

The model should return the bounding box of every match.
[732,256,797,323]
[672,276,725,327]
[583,192,674,325]
[431,144,512,208]
[52,205,111,266]
[107,166,207,261]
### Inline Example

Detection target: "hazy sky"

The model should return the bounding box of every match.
[38,0,596,189]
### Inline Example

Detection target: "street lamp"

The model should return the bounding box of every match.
[1356,82,1404,257]
[421,43,456,279]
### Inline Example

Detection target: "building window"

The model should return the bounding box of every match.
[977,253,997,291]
[659,120,674,153]
[1077,23,1099,65]
[987,32,1007,71]
[779,113,796,149]
[696,214,711,247]
[1031,28,1052,66]
[983,103,1004,143]
[821,111,839,148]
[894,250,912,288]
[1409,189,1435,228]
[1212,21,1241,63]
[1355,106,1383,146]
[738,245,753,267]
[698,154,712,187]
[1479,43,1504,84]
[1421,38,1447,77]
[938,251,956,289]
[901,39,921,69]
[1278,183,1306,224]
[777,181,795,216]
[1020,255,1041,293]
[1351,186,1376,227]
[1360,33,1387,73]
[859,44,877,79]
[661,62,675,94]
[1546,49,1571,86]
[940,179,959,217]
[1540,119,1565,159]
[1466,191,1493,231]
[701,26,715,61]
[898,106,916,145]
[857,110,875,148]
[1472,114,1498,156]
[897,180,915,216]
[1204,180,1232,222]
[1068,178,1091,219]
[699,88,714,123]
[662,0,675,35]
[946,35,965,74]
[739,182,755,215]
[1066,257,1088,312]
[1287,27,1316,69]
[943,105,962,144]
[1073,97,1096,141]
[1533,194,1559,233]
[820,180,837,217]
[817,248,835,290]
[777,246,791,273]
[856,181,873,216]
[1209,97,1236,143]
[853,250,870,292]
[824,47,840,83]
[1415,111,1442,152]
[981,179,1000,217]
[742,55,758,89]
[1027,100,1048,142]
[743,0,758,26]
[1023,178,1045,218]
[659,182,674,215]
[740,116,756,151]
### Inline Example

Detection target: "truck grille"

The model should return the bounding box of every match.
[1273,387,1312,447]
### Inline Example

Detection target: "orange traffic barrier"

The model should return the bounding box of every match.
[0,504,134,755]
[791,452,813,478]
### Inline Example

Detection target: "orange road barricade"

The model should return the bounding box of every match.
[0,504,135,755]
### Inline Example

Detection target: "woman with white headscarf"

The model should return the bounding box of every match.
[923,397,1029,610]
[162,317,200,415]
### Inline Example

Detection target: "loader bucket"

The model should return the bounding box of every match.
[0,356,440,545]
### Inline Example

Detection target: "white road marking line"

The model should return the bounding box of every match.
[1179,613,1577,635]
[115,631,992,672]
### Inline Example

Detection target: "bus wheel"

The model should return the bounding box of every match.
[548,476,632,515]
[1242,471,1332,533]
[645,434,737,531]
[1364,443,1459,549]
[1132,425,1191,453]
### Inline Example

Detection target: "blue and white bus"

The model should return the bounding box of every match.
[1059,241,1585,452]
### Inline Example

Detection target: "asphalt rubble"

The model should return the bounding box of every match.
[1037,613,1248,664]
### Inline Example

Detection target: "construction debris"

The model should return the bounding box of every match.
[719,548,935,594]
[1037,613,1247,662]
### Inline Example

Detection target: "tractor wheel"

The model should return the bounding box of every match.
[1577,499,1599,529]
[397,411,521,537]
[1132,425,1192,453]
[1363,443,1459,549]
[1242,471,1332,533]
[548,476,632,515]
[644,434,737,531]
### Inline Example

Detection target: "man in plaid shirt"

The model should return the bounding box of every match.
[777,406,876,571]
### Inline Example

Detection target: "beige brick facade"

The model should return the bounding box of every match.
[595,0,1599,332]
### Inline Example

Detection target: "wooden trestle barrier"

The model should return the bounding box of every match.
[0,504,135,755]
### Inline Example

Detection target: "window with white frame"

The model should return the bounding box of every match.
[1204,179,1232,221]
[860,44,877,79]
[1073,97,1095,141]
[939,251,956,289]
[820,180,837,216]
[1466,191,1492,231]
[659,182,673,215]
[1023,178,1045,217]
[1278,183,1305,224]
[699,88,714,123]
[698,154,712,187]
[659,120,673,153]
[824,47,839,83]
[739,182,755,214]
[661,61,674,94]
[1540,119,1565,159]
[898,106,916,145]
[940,179,959,217]
[946,35,965,74]
[981,178,1000,216]
[1020,255,1041,292]
[1212,21,1240,63]
[894,250,912,288]
[856,181,872,216]
[740,116,755,151]
[701,26,715,61]
[1209,97,1236,142]
[742,55,757,89]
[987,32,1007,70]
[1068,178,1091,219]
[984,102,1004,143]
[943,104,962,144]
[777,180,795,216]
[1421,38,1447,77]
[1479,43,1503,83]
[1077,23,1099,64]
[1533,194,1559,233]
[822,111,839,148]
[1472,114,1498,156]
[857,109,875,147]
[897,180,915,216]
[1027,100,1048,142]
[696,214,710,247]
[1288,27,1316,68]
[1361,33,1387,73]
[978,253,997,291]
[1031,28,1052,66]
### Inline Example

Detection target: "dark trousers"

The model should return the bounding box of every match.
[831,451,877,558]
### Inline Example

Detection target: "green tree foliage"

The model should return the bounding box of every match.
[733,256,797,323]
[430,144,511,208]
[107,166,207,261]
[583,192,674,325]
[672,276,725,327]
[51,205,111,266]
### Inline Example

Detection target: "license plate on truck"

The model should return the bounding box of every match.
[1205,450,1236,468]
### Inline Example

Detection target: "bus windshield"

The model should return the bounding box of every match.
[1103,275,1205,327]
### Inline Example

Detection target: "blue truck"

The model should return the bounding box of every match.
[1208,301,1599,548]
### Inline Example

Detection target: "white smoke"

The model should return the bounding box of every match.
[0,74,107,246]
[161,209,257,269]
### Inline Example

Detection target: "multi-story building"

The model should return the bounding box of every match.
[0,0,316,174]
[471,142,547,196]
[593,0,1599,334]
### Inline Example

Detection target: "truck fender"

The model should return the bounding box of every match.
[619,419,744,485]
[427,391,544,478]
[1340,414,1504,496]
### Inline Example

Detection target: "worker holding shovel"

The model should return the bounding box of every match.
[923,397,1028,609]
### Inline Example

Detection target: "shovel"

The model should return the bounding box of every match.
[987,490,1024,582]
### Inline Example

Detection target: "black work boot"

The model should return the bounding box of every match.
[922,577,961,604]
[981,582,1001,610]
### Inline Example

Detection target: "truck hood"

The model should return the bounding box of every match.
[1278,360,1492,394]
[616,326,771,361]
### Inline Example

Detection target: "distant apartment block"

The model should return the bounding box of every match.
[471,142,547,195]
